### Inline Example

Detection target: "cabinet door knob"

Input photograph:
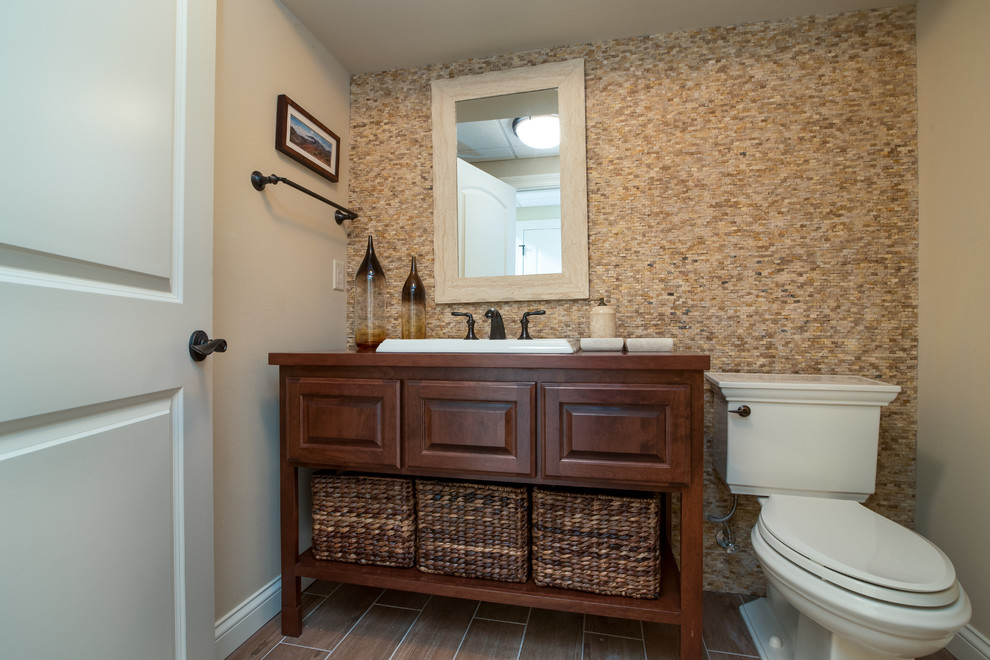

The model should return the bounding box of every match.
[189,330,228,361]
[728,405,751,418]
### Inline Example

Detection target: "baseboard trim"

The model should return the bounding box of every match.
[948,624,990,660]
[214,577,281,660]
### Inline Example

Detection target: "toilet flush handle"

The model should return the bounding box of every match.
[728,405,751,418]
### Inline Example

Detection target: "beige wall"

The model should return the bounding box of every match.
[349,6,919,595]
[917,0,990,652]
[213,0,350,647]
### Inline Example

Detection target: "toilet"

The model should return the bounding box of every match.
[706,372,971,660]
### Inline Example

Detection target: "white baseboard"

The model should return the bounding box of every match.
[948,624,990,660]
[214,577,281,660]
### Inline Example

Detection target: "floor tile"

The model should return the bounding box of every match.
[390,596,477,660]
[455,618,526,660]
[264,643,329,660]
[702,591,758,656]
[518,608,583,660]
[294,583,383,650]
[376,589,431,610]
[302,580,340,597]
[326,604,419,657]
[475,600,531,624]
[584,631,647,660]
[642,621,680,660]
[586,613,644,639]
[226,592,322,660]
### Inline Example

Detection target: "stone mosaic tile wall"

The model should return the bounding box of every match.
[347,6,918,594]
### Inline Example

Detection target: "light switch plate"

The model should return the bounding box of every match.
[332,260,346,291]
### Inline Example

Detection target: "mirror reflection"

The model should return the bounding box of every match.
[456,90,562,278]
[431,59,588,304]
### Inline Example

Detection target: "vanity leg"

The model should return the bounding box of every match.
[280,460,303,636]
[679,463,704,654]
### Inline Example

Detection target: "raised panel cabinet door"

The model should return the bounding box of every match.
[285,377,400,468]
[542,383,690,485]
[404,380,536,476]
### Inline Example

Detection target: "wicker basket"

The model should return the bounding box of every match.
[415,479,529,582]
[312,472,415,567]
[532,487,662,598]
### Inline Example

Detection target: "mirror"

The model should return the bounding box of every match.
[432,59,588,303]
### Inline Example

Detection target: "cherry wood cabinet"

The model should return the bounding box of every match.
[269,350,710,658]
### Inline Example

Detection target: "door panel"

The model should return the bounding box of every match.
[458,158,517,277]
[542,383,690,486]
[0,394,177,658]
[404,380,536,476]
[0,1,216,658]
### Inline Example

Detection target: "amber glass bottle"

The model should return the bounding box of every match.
[400,256,426,339]
[354,235,387,351]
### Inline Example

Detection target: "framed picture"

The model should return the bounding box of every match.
[275,94,340,183]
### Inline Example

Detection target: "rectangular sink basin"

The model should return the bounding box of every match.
[376,338,575,354]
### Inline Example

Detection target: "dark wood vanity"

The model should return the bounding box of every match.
[269,350,709,658]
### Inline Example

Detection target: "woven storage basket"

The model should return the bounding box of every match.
[312,472,415,567]
[415,479,529,582]
[532,487,662,598]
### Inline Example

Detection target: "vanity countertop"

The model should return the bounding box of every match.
[269,349,710,370]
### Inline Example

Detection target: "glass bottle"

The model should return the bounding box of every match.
[400,256,427,339]
[354,235,387,352]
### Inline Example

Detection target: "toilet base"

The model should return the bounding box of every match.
[741,585,913,660]
[740,596,794,660]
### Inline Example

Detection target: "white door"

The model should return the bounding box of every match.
[0,2,216,659]
[457,158,517,277]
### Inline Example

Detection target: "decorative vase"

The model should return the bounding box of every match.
[354,235,387,352]
[400,256,427,339]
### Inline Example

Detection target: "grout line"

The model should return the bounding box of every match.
[387,594,431,660]
[580,613,586,660]
[514,607,534,660]
[639,620,648,660]
[277,641,338,652]
[374,602,429,612]
[473,616,528,625]
[451,601,483,660]
[590,631,648,642]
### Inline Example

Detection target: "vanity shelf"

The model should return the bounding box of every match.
[269,350,709,659]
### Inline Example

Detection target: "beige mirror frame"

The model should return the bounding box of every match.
[432,59,589,303]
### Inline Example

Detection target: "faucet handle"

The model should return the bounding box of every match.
[451,312,479,340]
[518,310,546,339]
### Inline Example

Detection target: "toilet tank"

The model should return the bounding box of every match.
[706,373,900,502]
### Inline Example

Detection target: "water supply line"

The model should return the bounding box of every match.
[707,495,742,554]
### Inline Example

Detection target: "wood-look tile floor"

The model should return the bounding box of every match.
[227,581,957,660]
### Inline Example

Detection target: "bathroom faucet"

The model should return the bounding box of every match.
[518,310,546,339]
[484,308,506,339]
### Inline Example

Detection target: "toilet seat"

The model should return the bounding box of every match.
[758,495,959,607]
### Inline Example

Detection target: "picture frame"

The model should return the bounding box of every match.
[275,94,340,183]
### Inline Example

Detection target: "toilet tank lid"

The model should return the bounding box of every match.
[760,495,956,594]
[705,372,900,405]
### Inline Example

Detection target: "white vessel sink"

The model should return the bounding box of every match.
[376,338,575,354]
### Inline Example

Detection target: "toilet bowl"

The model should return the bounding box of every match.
[743,495,971,659]
[705,373,971,660]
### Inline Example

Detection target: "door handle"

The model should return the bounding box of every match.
[189,330,228,361]
[728,405,751,418]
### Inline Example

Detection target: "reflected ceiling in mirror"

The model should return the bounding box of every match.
[432,59,588,303]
